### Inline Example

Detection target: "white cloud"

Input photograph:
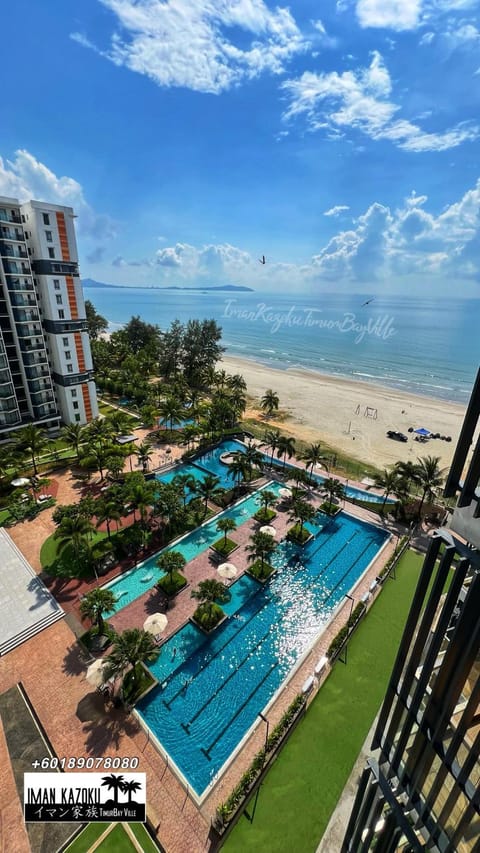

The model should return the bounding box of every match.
[86,246,107,263]
[0,149,115,240]
[73,0,308,95]
[282,52,479,152]
[356,0,422,30]
[324,205,350,216]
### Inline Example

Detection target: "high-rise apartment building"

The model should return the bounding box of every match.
[0,196,97,438]
[341,369,480,852]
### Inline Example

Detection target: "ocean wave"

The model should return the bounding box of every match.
[260,348,276,354]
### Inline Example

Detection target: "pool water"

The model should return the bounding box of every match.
[137,511,389,796]
[158,417,195,429]
[104,483,284,615]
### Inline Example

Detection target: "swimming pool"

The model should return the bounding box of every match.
[136,511,389,796]
[104,482,284,615]
[158,417,195,429]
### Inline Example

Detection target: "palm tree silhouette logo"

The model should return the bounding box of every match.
[101,774,125,804]
[101,774,142,806]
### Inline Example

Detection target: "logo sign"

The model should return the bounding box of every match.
[24,773,146,822]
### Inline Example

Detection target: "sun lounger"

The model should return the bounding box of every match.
[302,675,315,694]
[314,656,328,676]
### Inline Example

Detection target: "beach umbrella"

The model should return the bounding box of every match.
[85,659,108,688]
[414,427,431,436]
[11,477,30,487]
[279,487,292,498]
[259,525,277,537]
[143,612,168,635]
[217,562,238,580]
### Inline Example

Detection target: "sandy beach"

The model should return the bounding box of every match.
[221,354,468,471]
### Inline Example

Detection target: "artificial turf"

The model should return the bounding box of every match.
[223,549,424,853]
[66,822,160,852]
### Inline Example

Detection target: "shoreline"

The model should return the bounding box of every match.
[221,353,468,470]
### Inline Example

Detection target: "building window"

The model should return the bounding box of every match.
[67,364,73,374]
[65,351,71,360]
[75,413,81,422]
[45,230,52,242]
[62,337,69,346]
[55,294,62,305]
[53,279,60,290]
[58,309,65,319]
[48,247,55,259]
[42,213,50,225]
[71,389,77,398]
[73,401,79,410]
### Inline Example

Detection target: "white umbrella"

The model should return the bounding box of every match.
[217,562,238,580]
[85,659,107,688]
[143,612,168,635]
[279,487,292,498]
[11,477,30,487]
[259,525,277,537]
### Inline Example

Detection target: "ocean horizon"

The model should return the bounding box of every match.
[86,287,478,405]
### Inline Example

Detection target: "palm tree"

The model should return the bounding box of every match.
[289,497,316,537]
[277,435,296,472]
[216,517,237,546]
[61,422,85,460]
[227,374,247,394]
[371,468,401,513]
[182,424,200,450]
[320,477,345,508]
[153,482,183,533]
[259,489,277,514]
[228,454,249,489]
[196,473,222,513]
[243,442,263,480]
[101,774,125,805]
[301,442,323,480]
[157,549,186,583]
[86,417,114,446]
[261,389,280,418]
[135,440,153,474]
[128,481,155,527]
[191,579,231,622]
[121,779,142,803]
[394,460,418,494]
[105,453,125,481]
[0,443,15,483]
[105,409,132,435]
[104,628,160,687]
[414,455,444,516]
[95,497,122,538]
[173,472,196,509]
[14,424,49,475]
[80,587,117,636]
[159,397,182,431]
[246,531,277,578]
[262,429,281,467]
[54,514,93,557]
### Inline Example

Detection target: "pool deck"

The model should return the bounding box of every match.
[1,439,421,853]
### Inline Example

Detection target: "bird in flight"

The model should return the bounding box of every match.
[361,297,375,306]
[259,255,266,265]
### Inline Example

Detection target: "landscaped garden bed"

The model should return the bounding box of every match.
[319,501,341,517]
[211,537,239,558]
[156,570,188,598]
[254,507,276,523]
[286,523,313,545]
[247,559,276,582]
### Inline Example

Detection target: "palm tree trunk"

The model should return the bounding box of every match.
[32,451,38,476]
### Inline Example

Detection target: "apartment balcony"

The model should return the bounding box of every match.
[0,411,21,426]
[5,278,34,293]
[9,293,37,308]
[28,378,53,395]
[0,227,25,242]
[2,260,30,276]
[33,402,58,418]
[0,209,21,225]
[25,364,50,380]
[16,323,43,339]
[20,339,47,353]
[0,383,15,399]
[0,398,20,414]
[12,308,40,324]
[0,243,28,260]
[22,351,48,367]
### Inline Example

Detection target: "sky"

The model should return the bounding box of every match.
[2,0,480,295]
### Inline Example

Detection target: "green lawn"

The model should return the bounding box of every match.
[66,822,161,852]
[223,549,424,853]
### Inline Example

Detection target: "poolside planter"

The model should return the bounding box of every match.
[189,612,228,635]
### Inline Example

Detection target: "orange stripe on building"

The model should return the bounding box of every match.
[81,384,93,422]
[55,212,71,261]
[66,276,78,319]
[74,333,86,372]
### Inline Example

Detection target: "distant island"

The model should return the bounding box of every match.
[82,278,254,293]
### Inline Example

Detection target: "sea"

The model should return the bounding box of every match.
[85,288,479,406]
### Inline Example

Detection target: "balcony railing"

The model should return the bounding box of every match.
[9,294,37,308]
[16,324,43,338]
[0,411,21,426]
[2,260,30,275]
[0,227,25,242]
[0,385,15,399]
[20,340,46,353]
[0,209,21,224]
[6,278,34,292]
[25,364,50,380]
[22,351,48,366]
[12,308,39,323]
[0,243,28,259]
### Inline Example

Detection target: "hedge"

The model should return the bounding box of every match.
[327,602,366,660]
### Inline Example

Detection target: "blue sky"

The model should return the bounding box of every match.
[2,0,480,295]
